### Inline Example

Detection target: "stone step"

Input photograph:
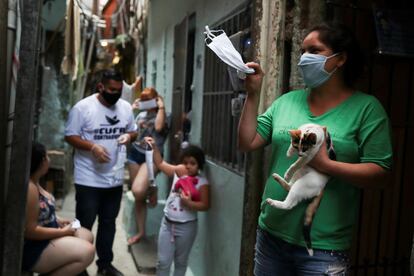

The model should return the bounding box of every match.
[129,235,157,274]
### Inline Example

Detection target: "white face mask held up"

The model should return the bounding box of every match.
[139,98,158,110]
[204,26,254,79]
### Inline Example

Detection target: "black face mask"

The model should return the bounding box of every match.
[101,89,122,106]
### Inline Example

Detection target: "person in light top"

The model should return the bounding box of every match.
[144,137,210,276]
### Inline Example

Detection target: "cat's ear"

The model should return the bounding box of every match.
[307,133,317,145]
[289,130,301,139]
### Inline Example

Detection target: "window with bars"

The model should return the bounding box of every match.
[202,5,252,173]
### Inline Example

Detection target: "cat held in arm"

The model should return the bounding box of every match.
[266,123,336,256]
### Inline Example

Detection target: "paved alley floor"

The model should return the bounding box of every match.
[57,186,154,276]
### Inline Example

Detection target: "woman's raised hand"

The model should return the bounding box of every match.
[144,136,156,148]
[245,62,265,96]
[156,95,165,109]
[132,98,140,110]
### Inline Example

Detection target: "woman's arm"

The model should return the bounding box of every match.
[144,137,186,177]
[25,183,75,240]
[154,96,166,132]
[180,185,210,211]
[310,144,390,189]
[238,63,267,152]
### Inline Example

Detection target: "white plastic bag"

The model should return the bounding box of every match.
[112,145,127,186]
[145,148,156,187]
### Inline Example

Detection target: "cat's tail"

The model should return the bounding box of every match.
[302,192,324,256]
[303,223,314,256]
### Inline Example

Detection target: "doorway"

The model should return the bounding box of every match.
[169,13,196,163]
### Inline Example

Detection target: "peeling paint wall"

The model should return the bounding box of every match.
[289,0,325,89]
[252,0,325,108]
[254,0,286,111]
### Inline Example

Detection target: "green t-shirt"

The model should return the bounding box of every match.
[256,89,392,250]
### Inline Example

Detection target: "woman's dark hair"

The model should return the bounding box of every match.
[306,22,364,88]
[179,145,206,170]
[31,142,47,175]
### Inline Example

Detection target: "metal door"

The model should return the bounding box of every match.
[327,1,414,275]
[169,16,188,163]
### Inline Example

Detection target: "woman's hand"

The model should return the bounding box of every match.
[133,75,143,94]
[117,133,131,145]
[144,136,156,149]
[308,140,333,174]
[237,62,267,152]
[60,224,76,236]
[156,95,165,109]
[245,62,265,95]
[132,98,140,110]
[57,218,71,228]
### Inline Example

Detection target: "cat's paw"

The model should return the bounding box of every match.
[284,171,293,181]
[266,198,282,208]
[272,173,284,182]
[265,198,275,206]
[286,146,295,158]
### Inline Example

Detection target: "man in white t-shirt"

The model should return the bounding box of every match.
[65,69,137,276]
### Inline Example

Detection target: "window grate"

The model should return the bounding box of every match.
[202,5,252,173]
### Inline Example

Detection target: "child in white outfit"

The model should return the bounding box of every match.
[144,137,210,276]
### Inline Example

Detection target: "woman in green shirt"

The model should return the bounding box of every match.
[238,22,392,275]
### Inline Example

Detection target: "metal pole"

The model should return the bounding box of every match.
[0,0,9,271]
[2,0,42,274]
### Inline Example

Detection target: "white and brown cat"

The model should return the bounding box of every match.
[266,123,336,256]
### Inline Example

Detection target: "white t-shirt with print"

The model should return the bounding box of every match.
[164,174,208,223]
[65,94,137,188]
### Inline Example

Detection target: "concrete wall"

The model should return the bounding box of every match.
[147,1,248,275]
[41,0,66,31]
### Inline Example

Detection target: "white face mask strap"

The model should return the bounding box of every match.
[204,25,225,43]
[328,53,340,59]
[325,53,341,74]
[204,26,216,40]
